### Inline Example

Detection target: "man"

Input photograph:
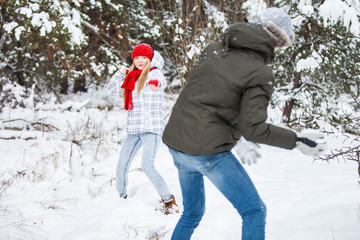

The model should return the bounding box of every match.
[162,7,326,240]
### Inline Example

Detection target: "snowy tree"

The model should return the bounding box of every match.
[146,0,229,86]
[270,0,360,135]
[1,0,89,102]
[0,0,160,108]
[265,0,360,170]
[1,0,359,139]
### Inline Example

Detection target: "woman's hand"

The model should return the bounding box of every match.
[120,66,129,74]
[148,84,159,91]
[147,80,160,91]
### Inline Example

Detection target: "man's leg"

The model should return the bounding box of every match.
[204,151,266,240]
[169,149,206,240]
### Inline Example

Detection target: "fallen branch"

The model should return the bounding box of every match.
[2,118,59,132]
[0,170,26,197]
[315,144,360,176]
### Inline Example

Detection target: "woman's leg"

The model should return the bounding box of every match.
[140,133,171,201]
[116,134,142,197]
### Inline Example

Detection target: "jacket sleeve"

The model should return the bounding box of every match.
[106,69,126,96]
[237,83,297,150]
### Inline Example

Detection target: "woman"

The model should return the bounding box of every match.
[106,44,177,215]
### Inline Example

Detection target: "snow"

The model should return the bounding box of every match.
[318,0,360,35]
[19,7,33,18]
[30,3,40,12]
[31,12,56,36]
[204,1,228,30]
[243,0,267,18]
[298,0,314,15]
[61,7,87,47]
[296,51,322,72]
[3,22,19,34]
[2,82,26,104]
[186,44,201,60]
[1,90,359,240]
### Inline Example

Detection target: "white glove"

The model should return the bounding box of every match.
[296,129,327,157]
[120,66,129,74]
[233,137,261,165]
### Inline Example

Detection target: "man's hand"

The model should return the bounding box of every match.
[296,130,327,157]
[233,137,261,165]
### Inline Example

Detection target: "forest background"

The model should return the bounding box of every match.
[1,0,359,170]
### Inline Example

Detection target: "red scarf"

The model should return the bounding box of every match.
[121,67,157,110]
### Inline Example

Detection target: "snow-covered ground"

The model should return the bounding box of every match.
[0,89,359,240]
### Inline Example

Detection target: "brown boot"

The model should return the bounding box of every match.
[163,195,179,215]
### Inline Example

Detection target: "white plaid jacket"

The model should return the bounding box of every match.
[106,51,167,136]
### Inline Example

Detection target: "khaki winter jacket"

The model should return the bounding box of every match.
[162,22,297,155]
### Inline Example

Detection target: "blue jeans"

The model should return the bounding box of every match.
[116,133,172,201]
[169,148,266,240]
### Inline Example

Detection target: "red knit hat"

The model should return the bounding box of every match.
[131,44,154,61]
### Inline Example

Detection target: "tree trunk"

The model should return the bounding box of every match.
[59,77,69,94]
[283,71,301,122]
[73,77,87,93]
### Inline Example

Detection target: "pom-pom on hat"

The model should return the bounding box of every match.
[131,44,154,61]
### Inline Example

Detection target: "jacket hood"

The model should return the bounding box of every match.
[150,50,164,70]
[222,22,275,64]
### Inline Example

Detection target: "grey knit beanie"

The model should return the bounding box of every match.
[253,7,295,48]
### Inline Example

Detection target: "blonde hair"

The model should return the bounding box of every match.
[122,58,151,102]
